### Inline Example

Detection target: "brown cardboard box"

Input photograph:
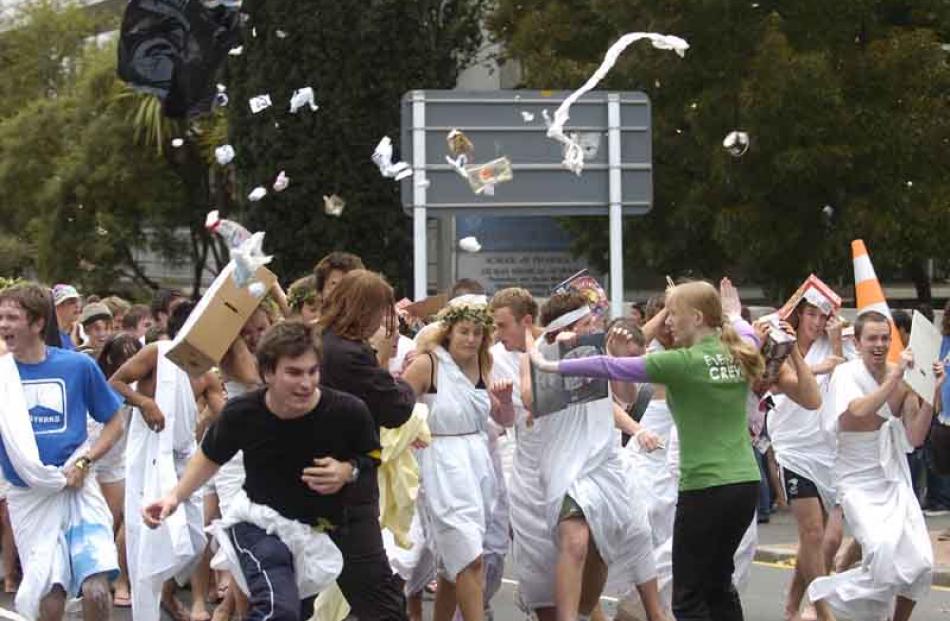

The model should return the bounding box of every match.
[166,262,277,376]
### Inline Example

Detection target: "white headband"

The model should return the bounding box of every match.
[542,305,592,335]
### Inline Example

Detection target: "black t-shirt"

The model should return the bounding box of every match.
[201,386,380,527]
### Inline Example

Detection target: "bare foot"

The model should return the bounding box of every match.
[211,602,233,621]
[161,592,190,621]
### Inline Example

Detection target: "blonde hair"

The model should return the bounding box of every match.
[667,281,764,381]
[416,315,493,380]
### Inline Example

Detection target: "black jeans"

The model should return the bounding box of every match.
[332,505,408,621]
[229,522,316,621]
[672,481,758,621]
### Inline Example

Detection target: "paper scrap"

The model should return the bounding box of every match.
[249,94,272,114]
[276,29,288,39]
[205,210,252,250]
[521,111,535,122]
[323,194,345,217]
[723,130,750,157]
[372,136,413,181]
[214,144,235,165]
[228,45,243,56]
[545,32,689,174]
[232,232,273,288]
[289,87,318,113]
[446,154,469,179]
[459,236,482,253]
[273,170,290,192]
[171,138,184,148]
[446,129,474,157]
[248,186,267,201]
[465,156,513,194]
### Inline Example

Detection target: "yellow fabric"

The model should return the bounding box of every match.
[311,404,430,621]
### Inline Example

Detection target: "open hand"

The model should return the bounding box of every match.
[489,379,513,404]
[719,277,742,320]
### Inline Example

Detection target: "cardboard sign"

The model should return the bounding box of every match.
[530,333,609,416]
[904,311,941,406]
[402,294,448,321]
[166,262,277,376]
[778,274,842,319]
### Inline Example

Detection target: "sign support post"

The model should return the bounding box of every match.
[411,91,428,299]
[607,93,624,318]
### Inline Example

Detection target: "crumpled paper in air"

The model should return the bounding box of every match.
[205,210,273,289]
[249,94,272,113]
[289,86,318,113]
[273,171,290,192]
[215,144,235,165]
[248,186,267,201]
[459,236,481,253]
[372,136,413,181]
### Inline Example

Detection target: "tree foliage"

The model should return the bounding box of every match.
[490,1,950,301]
[225,0,490,293]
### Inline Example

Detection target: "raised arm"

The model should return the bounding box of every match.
[774,346,822,410]
[903,362,945,447]
[844,354,908,420]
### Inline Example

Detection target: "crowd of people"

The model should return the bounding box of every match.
[0,250,948,621]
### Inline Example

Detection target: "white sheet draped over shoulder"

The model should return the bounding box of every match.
[808,359,933,620]
[125,342,206,621]
[419,347,496,582]
[536,341,655,591]
[769,336,838,508]
[491,342,558,610]
[0,354,117,620]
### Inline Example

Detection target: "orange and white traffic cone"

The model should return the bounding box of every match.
[852,239,902,362]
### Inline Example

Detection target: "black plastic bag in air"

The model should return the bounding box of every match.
[117,0,240,119]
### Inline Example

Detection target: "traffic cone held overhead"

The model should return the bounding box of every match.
[851,239,902,362]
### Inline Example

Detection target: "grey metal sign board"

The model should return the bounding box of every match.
[399,89,652,216]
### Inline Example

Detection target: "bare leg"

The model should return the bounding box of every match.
[433,575,458,621]
[161,579,189,621]
[635,579,668,621]
[407,591,424,621]
[0,500,20,592]
[822,507,845,572]
[556,517,589,621]
[455,557,485,621]
[80,573,112,621]
[192,492,219,621]
[38,585,66,621]
[578,542,607,616]
[787,499,835,621]
[535,607,558,621]
[98,479,129,604]
[893,595,916,621]
[785,567,805,621]
[833,539,861,573]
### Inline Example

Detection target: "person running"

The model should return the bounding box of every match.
[808,312,942,621]
[318,269,415,620]
[142,320,379,621]
[768,297,846,621]
[0,282,126,621]
[109,301,226,621]
[525,291,665,621]
[401,295,514,621]
[488,287,559,621]
[529,279,763,621]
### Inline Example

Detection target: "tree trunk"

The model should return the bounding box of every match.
[909,259,932,305]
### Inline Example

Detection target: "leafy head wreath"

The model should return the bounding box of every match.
[434,299,493,329]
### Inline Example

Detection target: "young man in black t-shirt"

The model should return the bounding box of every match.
[142,320,380,620]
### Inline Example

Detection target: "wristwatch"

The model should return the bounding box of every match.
[74,456,93,472]
[348,459,360,484]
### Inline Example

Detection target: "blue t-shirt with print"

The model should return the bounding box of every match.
[0,347,121,487]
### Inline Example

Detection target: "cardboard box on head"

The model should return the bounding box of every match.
[166,262,277,376]
[778,274,842,320]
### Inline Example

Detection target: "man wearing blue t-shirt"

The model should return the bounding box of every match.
[0,282,125,621]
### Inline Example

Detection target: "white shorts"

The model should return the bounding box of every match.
[94,432,127,484]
